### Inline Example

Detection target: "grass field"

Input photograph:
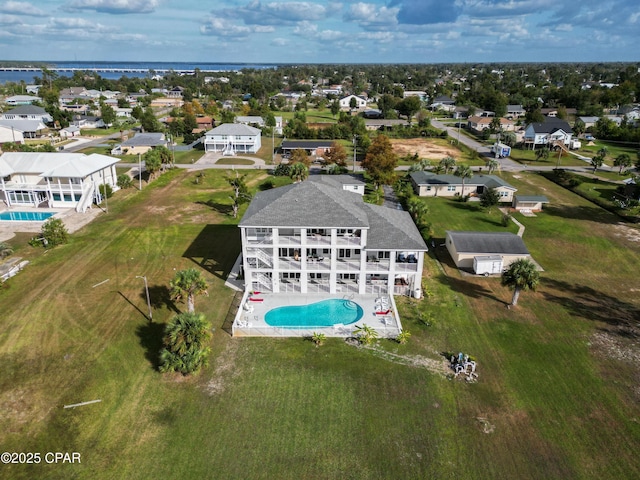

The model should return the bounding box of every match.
[1,169,640,479]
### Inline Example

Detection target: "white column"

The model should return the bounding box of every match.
[300,228,308,293]
[271,228,280,293]
[329,228,337,294]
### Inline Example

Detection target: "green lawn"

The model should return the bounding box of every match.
[280,108,338,124]
[1,169,639,479]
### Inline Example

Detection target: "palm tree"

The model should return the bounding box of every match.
[485,158,499,174]
[396,330,411,345]
[439,156,456,174]
[407,197,429,225]
[501,258,540,306]
[614,153,632,174]
[159,312,212,374]
[0,242,13,259]
[597,146,608,159]
[454,164,473,198]
[170,268,209,313]
[408,159,431,173]
[289,162,308,182]
[591,154,604,173]
[535,146,550,162]
[353,324,379,345]
[311,332,326,347]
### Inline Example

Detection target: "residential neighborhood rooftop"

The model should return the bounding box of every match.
[446,231,530,255]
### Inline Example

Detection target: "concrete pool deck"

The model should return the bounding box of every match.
[232,292,403,338]
[0,207,103,242]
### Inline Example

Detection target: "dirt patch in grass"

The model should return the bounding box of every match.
[203,337,241,396]
[610,222,640,243]
[390,138,460,160]
[359,344,453,377]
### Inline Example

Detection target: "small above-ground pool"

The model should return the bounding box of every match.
[0,211,56,221]
[265,299,364,328]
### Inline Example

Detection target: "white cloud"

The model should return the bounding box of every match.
[66,0,159,15]
[344,3,399,30]
[217,1,327,26]
[0,1,47,16]
[201,18,253,37]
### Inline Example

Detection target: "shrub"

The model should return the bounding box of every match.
[117,174,133,189]
[41,218,69,248]
[501,213,512,227]
[259,179,275,190]
[98,183,113,199]
[273,163,291,176]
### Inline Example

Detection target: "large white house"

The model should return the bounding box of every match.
[239,179,428,297]
[523,118,573,149]
[204,123,262,155]
[0,152,119,212]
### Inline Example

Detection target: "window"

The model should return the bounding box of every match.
[281,272,300,280]
[53,193,61,201]
[338,249,351,258]
[309,273,323,279]
[447,185,456,192]
[63,194,72,202]
[378,251,390,259]
[425,186,432,191]
[500,191,509,197]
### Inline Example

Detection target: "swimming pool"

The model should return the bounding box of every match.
[265,299,364,328]
[0,211,56,221]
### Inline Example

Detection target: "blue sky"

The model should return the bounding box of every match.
[0,0,639,63]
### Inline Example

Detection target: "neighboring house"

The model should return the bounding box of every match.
[110,132,167,156]
[467,116,515,132]
[429,95,455,112]
[76,115,105,129]
[445,231,532,271]
[307,174,366,196]
[410,172,517,202]
[0,119,48,138]
[452,106,469,119]
[195,116,215,130]
[280,140,334,158]
[114,107,132,118]
[239,180,428,296]
[0,152,119,212]
[0,105,53,124]
[506,105,526,118]
[4,95,40,106]
[578,116,599,129]
[512,195,549,212]
[0,124,25,144]
[60,125,81,138]
[235,115,283,134]
[541,108,577,117]
[339,94,367,110]
[203,123,262,155]
[167,86,184,98]
[26,85,40,95]
[523,118,573,149]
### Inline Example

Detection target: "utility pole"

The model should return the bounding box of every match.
[138,153,142,190]
[352,135,357,172]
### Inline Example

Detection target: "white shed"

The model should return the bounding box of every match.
[473,255,504,276]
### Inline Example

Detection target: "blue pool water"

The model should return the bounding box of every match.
[265,299,364,328]
[0,211,56,221]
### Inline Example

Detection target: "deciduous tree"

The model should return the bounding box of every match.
[362,134,398,187]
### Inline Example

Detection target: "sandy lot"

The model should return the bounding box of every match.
[390,138,460,160]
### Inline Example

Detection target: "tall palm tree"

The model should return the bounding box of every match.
[159,312,212,374]
[454,164,473,198]
[170,268,209,313]
[485,158,499,174]
[407,197,429,225]
[591,154,604,173]
[614,153,631,174]
[501,258,540,306]
[289,162,308,182]
[439,156,456,174]
[0,242,13,259]
[408,158,431,173]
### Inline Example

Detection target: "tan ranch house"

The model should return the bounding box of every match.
[409,172,517,203]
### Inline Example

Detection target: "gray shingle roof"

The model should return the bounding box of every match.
[3,105,48,115]
[122,132,166,147]
[447,231,529,255]
[206,123,261,136]
[527,118,573,134]
[240,180,428,251]
[410,172,516,190]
